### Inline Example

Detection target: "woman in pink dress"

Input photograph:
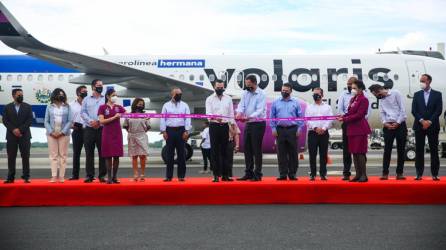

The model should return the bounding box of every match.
[98,89,126,184]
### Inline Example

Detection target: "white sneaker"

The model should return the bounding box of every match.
[49,177,57,183]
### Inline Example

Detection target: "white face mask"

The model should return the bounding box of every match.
[351,89,358,96]
[420,83,427,90]
[110,96,118,103]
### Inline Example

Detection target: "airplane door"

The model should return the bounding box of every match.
[406,60,426,98]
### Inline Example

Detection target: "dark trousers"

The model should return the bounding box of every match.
[415,128,440,177]
[308,130,329,177]
[342,123,352,176]
[83,127,106,179]
[209,123,229,177]
[165,126,186,179]
[382,122,407,175]
[276,126,298,178]
[71,126,84,178]
[243,122,266,178]
[201,147,211,171]
[226,140,235,177]
[6,136,31,180]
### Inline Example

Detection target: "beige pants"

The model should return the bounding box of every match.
[47,135,70,178]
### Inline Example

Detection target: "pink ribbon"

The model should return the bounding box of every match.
[121,113,339,121]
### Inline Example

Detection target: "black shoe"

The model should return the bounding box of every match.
[433,176,440,181]
[350,176,360,182]
[106,180,113,184]
[342,175,350,181]
[276,176,287,181]
[163,178,172,182]
[3,179,14,184]
[84,178,94,183]
[23,178,30,183]
[414,176,422,181]
[237,176,252,181]
[112,178,120,184]
[212,176,219,182]
[380,174,388,180]
[358,176,368,182]
[178,178,185,182]
[222,177,233,182]
[250,176,262,182]
[320,176,327,181]
[309,176,315,181]
[396,174,406,180]
[69,176,79,181]
[99,178,106,183]
[289,176,298,181]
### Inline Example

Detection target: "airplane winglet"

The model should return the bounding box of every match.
[0,2,28,37]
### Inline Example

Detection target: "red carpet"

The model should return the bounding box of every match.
[1,177,445,206]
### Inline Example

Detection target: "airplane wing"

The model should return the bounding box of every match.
[0,2,213,105]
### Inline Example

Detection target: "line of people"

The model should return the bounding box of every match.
[1,74,442,183]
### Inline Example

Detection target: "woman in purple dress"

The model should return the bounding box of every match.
[98,89,126,184]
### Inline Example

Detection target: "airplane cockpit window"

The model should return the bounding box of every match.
[27,75,33,81]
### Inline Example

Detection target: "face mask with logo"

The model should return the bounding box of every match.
[174,94,182,102]
[281,92,290,98]
[95,87,103,94]
[313,94,322,101]
[110,96,118,103]
[16,95,23,103]
[215,88,225,96]
[351,89,358,96]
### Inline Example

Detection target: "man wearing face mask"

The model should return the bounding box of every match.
[305,88,333,181]
[337,76,372,181]
[270,83,303,181]
[236,75,267,181]
[81,79,106,183]
[411,74,442,181]
[205,80,235,182]
[369,84,407,180]
[160,87,191,182]
[2,89,33,183]
[69,85,87,180]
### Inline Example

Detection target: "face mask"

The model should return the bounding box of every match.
[110,96,118,103]
[57,95,66,102]
[245,86,253,92]
[376,94,385,100]
[136,106,144,112]
[347,86,352,93]
[79,92,87,98]
[174,94,182,102]
[313,94,322,101]
[95,87,103,94]
[281,92,290,98]
[351,89,358,96]
[215,88,225,96]
[420,82,427,90]
[16,95,23,103]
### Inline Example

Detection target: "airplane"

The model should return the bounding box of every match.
[1,2,446,162]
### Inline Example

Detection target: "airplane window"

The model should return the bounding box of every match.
[17,75,23,81]
[48,75,54,81]
[236,73,243,81]
[27,75,33,81]
[271,74,277,81]
[38,75,43,81]
[282,74,287,81]
[220,74,227,81]
[7,75,12,81]
[291,74,298,81]
[58,75,64,81]
[394,74,399,81]
[199,74,205,81]
[312,74,318,81]
[261,74,268,82]
[383,74,389,81]
[331,74,337,81]
[209,74,215,82]
[372,74,378,81]
[179,74,185,80]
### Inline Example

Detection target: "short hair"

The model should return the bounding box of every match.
[76,85,87,95]
[50,88,67,104]
[368,84,384,93]
[215,79,224,85]
[353,79,366,90]
[131,98,145,113]
[282,83,293,90]
[422,74,432,83]
[12,88,22,96]
[245,75,257,84]
[91,79,102,87]
[312,87,324,95]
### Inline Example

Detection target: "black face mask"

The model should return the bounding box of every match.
[95,87,103,94]
[16,95,23,103]
[281,92,290,98]
[215,88,225,96]
[245,86,253,92]
[313,94,322,101]
[376,95,385,100]
[57,95,66,102]
[347,86,352,93]
[174,94,182,102]
[136,106,144,112]
[79,92,88,98]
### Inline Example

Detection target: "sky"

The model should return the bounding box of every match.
[1,0,445,142]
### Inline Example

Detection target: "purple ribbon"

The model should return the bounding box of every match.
[121,113,339,121]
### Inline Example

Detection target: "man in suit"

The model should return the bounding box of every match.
[2,89,33,183]
[411,74,442,181]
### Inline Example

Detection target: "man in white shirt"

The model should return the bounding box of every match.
[69,85,87,180]
[200,121,211,174]
[306,87,333,181]
[205,80,235,182]
[160,87,191,182]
